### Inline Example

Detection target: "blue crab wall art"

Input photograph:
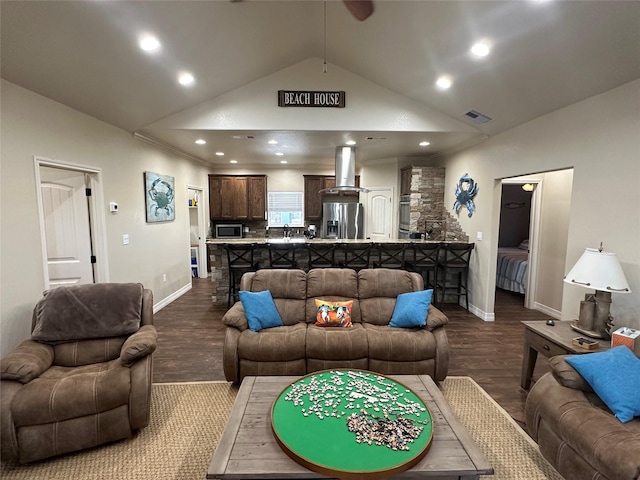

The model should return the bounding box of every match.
[453,173,478,217]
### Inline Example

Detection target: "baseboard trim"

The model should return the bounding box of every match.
[469,303,495,322]
[533,302,561,319]
[153,283,192,313]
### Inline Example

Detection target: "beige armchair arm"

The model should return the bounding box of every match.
[119,325,157,367]
[0,340,54,383]
[222,302,249,331]
[426,305,449,331]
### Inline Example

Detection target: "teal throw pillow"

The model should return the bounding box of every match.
[239,290,283,332]
[389,289,433,328]
[565,346,640,423]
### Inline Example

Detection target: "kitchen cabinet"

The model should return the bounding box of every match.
[209,175,266,221]
[400,167,412,195]
[304,175,361,220]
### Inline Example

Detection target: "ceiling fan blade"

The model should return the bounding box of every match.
[343,0,374,21]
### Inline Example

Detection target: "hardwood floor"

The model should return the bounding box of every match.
[153,278,553,430]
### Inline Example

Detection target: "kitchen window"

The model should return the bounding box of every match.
[267,192,304,227]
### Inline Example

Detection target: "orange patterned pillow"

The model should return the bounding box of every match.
[315,299,353,327]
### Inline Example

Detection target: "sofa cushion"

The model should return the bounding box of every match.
[315,299,353,327]
[306,324,368,360]
[12,364,131,427]
[250,269,307,299]
[565,346,640,423]
[237,323,307,362]
[365,324,437,362]
[358,269,421,326]
[239,290,284,332]
[247,270,307,325]
[389,290,433,328]
[32,283,143,344]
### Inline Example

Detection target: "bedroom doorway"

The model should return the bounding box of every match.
[496,178,542,309]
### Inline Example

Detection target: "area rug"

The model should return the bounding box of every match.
[1,377,563,480]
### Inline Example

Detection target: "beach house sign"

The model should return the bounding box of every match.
[278,90,345,108]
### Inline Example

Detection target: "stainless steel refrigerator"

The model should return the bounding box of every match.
[322,202,364,239]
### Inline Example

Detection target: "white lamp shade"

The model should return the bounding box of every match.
[564,248,631,293]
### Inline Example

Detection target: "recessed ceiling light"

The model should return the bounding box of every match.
[419,141,430,147]
[178,71,195,87]
[436,76,452,90]
[280,160,288,164]
[268,139,278,145]
[215,152,224,156]
[345,140,356,146]
[470,42,491,57]
[275,152,284,156]
[195,139,206,145]
[138,34,161,53]
[230,160,238,164]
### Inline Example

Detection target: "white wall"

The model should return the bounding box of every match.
[0,80,213,355]
[440,79,640,328]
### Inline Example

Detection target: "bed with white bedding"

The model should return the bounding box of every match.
[496,244,529,294]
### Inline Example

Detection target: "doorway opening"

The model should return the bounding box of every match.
[35,157,109,289]
[187,185,208,279]
[495,181,538,308]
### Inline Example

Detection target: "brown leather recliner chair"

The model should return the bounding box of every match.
[0,283,157,463]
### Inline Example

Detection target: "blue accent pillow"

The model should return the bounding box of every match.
[565,346,640,423]
[389,289,433,328]
[239,290,283,332]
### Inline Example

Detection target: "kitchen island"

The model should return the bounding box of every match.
[206,237,467,306]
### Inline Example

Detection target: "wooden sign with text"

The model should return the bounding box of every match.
[278,90,345,108]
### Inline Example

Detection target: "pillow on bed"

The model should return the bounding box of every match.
[518,239,529,250]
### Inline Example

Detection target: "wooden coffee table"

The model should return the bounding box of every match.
[521,320,611,389]
[207,374,493,479]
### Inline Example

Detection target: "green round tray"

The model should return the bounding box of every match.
[271,370,433,479]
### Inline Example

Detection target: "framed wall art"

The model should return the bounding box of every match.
[144,171,175,222]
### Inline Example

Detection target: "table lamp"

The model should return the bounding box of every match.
[564,244,631,339]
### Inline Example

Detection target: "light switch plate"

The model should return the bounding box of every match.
[122,234,129,245]
[476,231,483,241]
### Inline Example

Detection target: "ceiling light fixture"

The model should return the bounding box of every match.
[346,140,356,146]
[138,34,160,53]
[436,76,452,90]
[275,152,284,156]
[178,71,195,87]
[419,141,430,147]
[470,42,491,57]
[215,152,224,156]
[280,160,288,164]
[268,139,278,145]
[230,160,238,164]
[195,139,206,145]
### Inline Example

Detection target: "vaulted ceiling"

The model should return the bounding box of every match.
[2,1,639,167]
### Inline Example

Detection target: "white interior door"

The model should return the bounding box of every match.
[365,187,393,240]
[40,168,94,287]
[188,185,208,278]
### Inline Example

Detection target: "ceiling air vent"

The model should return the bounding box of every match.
[464,109,492,124]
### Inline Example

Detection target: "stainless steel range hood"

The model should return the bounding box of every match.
[319,146,369,194]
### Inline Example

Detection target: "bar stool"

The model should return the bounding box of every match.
[306,243,337,270]
[339,243,372,271]
[404,242,441,299]
[225,243,259,307]
[268,242,299,269]
[372,243,406,269]
[434,242,475,310]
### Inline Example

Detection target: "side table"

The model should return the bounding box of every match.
[521,320,610,389]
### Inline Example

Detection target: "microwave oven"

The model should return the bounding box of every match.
[215,224,243,239]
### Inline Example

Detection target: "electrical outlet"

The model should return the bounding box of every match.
[162,273,167,283]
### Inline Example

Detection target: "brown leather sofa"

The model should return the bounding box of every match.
[525,355,640,480]
[1,283,157,463]
[222,268,449,384]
